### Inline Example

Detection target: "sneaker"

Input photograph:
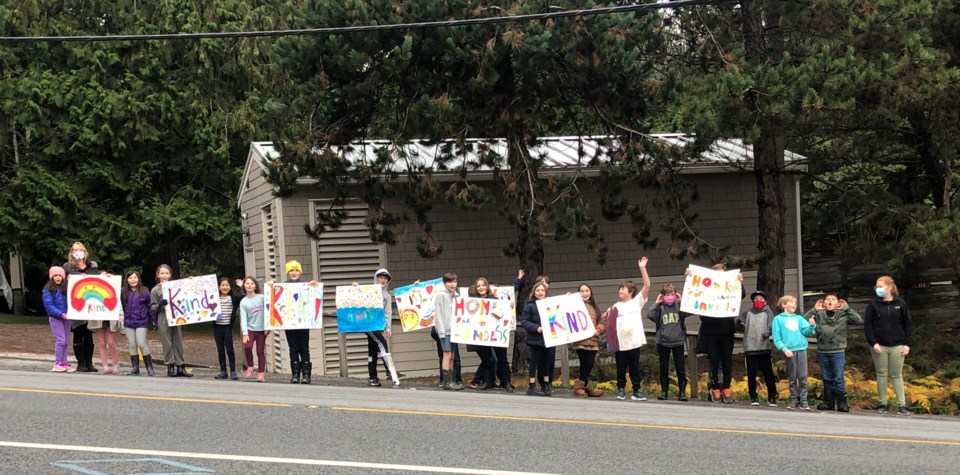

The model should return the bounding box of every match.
[750,398,760,406]
[767,398,777,407]
[897,406,912,416]
[244,367,254,377]
[256,372,265,382]
[710,389,721,402]
[368,379,382,387]
[391,381,401,389]
[466,382,478,390]
[617,389,626,400]
[631,390,647,401]
[876,406,889,414]
[786,402,796,411]
[52,364,67,372]
[65,364,77,373]
[799,401,811,411]
[230,371,239,381]
[721,388,733,403]
[214,371,228,380]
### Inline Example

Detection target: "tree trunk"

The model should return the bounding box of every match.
[511,227,544,373]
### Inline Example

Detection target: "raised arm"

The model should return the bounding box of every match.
[637,257,650,301]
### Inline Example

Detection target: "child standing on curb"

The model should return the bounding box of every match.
[805,292,862,412]
[42,266,74,373]
[648,283,688,401]
[121,271,155,376]
[603,257,652,402]
[240,277,267,382]
[150,265,192,377]
[520,282,555,396]
[572,284,604,398]
[214,277,243,381]
[772,295,816,410]
[281,261,314,385]
[737,291,778,406]
[434,272,464,391]
[360,268,401,388]
[865,275,913,416]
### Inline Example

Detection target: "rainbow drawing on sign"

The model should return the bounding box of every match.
[69,277,118,312]
[535,294,596,348]
[66,275,122,321]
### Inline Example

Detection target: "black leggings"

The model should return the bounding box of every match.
[705,332,734,390]
[213,324,236,372]
[657,344,686,392]
[365,330,391,380]
[285,329,311,364]
[528,345,555,381]
[72,323,94,363]
[576,349,597,385]
[746,353,778,399]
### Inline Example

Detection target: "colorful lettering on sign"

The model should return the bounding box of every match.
[69,277,118,312]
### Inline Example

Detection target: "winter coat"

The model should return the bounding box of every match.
[864,297,912,347]
[519,299,545,347]
[736,305,774,355]
[573,303,604,351]
[122,287,153,329]
[42,287,67,319]
[804,305,863,353]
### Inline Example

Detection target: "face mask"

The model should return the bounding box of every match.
[875,287,886,298]
[72,251,85,260]
[663,295,676,306]
[753,301,765,310]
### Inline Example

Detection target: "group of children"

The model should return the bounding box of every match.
[40,246,911,414]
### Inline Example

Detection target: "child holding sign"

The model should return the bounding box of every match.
[772,295,816,410]
[362,269,401,388]
[602,257,651,401]
[435,272,464,391]
[282,260,313,385]
[150,264,191,378]
[573,284,604,398]
[520,282,554,396]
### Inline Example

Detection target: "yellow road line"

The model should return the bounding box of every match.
[0,387,291,407]
[332,406,960,447]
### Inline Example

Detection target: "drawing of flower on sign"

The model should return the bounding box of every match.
[450,297,513,348]
[162,275,221,326]
[680,265,743,318]
[66,275,122,321]
[395,278,442,332]
[535,294,596,348]
[335,285,384,333]
[265,282,324,330]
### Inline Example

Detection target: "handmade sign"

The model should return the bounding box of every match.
[162,275,221,326]
[535,294,596,348]
[395,278,442,332]
[450,297,513,348]
[459,285,516,330]
[66,275,122,321]
[614,296,647,351]
[680,265,742,318]
[335,284,384,333]
[264,282,324,330]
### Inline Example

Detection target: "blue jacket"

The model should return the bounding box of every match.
[42,287,67,319]
[772,312,816,352]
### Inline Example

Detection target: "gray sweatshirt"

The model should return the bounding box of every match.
[373,268,393,332]
[433,286,457,338]
[736,305,774,355]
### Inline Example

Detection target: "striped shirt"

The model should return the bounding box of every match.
[218,295,234,326]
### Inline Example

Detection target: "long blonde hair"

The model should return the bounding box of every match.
[66,242,89,267]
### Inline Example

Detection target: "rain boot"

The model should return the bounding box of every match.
[126,355,140,375]
[817,390,835,411]
[441,370,452,391]
[540,380,552,397]
[300,362,312,385]
[143,355,155,376]
[74,344,88,372]
[836,392,849,413]
[167,364,176,377]
[678,381,689,401]
[176,365,193,377]
[585,383,604,398]
[290,361,301,384]
[573,380,587,398]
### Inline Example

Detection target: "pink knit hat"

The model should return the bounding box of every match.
[49,266,66,280]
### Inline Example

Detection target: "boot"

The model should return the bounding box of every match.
[502,382,515,393]
[176,365,193,377]
[143,355,155,376]
[441,370,452,391]
[477,379,494,391]
[300,362,312,384]
[449,373,466,391]
[572,380,587,398]
[126,355,140,375]
[817,390,836,411]
[73,344,88,372]
[85,342,98,372]
[167,364,176,377]
[836,392,849,413]
[290,361,301,384]
[540,380,552,397]
[585,383,604,398]
[677,381,688,401]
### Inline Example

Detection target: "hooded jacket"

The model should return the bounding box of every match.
[771,312,816,352]
[374,268,393,332]
[647,301,687,348]
[736,305,774,355]
[804,304,863,353]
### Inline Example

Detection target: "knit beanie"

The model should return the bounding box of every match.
[49,266,66,280]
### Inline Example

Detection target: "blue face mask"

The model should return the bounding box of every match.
[875,287,886,298]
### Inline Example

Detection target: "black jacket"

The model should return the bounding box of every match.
[519,300,545,347]
[864,297,912,347]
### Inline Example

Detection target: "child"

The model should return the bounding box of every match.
[150,264,191,377]
[42,266,75,372]
[239,277,267,382]
[772,295,816,410]
[63,242,99,372]
[736,291,778,406]
[603,257,652,401]
[121,271,155,376]
[519,282,554,396]
[805,292,863,412]
[647,283,688,401]
[572,283,604,398]
[90,297,121,374]
[434,272,464,391]
[688,263,745,403]
[282,260,314,384]
[363,268,401,388]
[214,277,243,381]
[466,278,496,391]
[865,275,913,415]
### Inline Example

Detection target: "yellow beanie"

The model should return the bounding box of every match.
[285,260,302,274]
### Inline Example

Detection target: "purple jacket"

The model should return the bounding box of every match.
[122,287,153,329]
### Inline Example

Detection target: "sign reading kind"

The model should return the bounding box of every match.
[66,275,122,321]
[535,294,595,348]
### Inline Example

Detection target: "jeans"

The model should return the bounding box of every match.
[818,351,846,395]
[872,345,906,406]
[785,349,809,403]
[285,328,311,364]
[432,328,461,382]
[214,324,236,372]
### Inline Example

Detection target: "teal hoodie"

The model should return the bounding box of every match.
[771,312,816,352]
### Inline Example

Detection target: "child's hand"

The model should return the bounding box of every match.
[243,335,249,344]
[814,299,824,311]
[655,294,662,304]
[517,269,525,280]
[784,349,794,358]
[684,267,691,277]
[158,299,168,308]
[351,282,359,286]
[838,299,848,308]
[638,257,648,269]
[901,345,910,356]
[808,317,816,326]
[872,343,882,354]
[309,280,318,286]
[235,279,243,288]
[536,326,542,334]
[385,328,392,338]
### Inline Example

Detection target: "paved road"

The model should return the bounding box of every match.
[0,369,958,474]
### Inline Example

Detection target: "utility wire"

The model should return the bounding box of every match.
[0,0,728,43]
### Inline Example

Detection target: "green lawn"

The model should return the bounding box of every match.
[0,313,47,325]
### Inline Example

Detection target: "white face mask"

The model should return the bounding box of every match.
[72,251,85,260]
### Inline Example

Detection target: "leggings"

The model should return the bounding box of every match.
[244,331,267,372]
[49,318,70,365]
[528,345,555,382]
[872,345,906,406]
[214,325,236,372]
[94,328,119,367]
[705,332,734,390]
[365,330,391,380]
[576,349,597,385]
[657,344,686,392]
[285,329,311,364]
[125,327,151,357]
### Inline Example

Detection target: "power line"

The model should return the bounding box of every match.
[0,0,727,43]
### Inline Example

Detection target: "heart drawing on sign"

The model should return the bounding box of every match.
[425,285,433,294]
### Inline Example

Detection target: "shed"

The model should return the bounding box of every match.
[236,134,806,378]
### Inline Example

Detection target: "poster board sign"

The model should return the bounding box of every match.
[335,284,384,333]
[395,278,442,332]
[66,275,122,321]
[450,297,513,348]
[614,296,647,351]
[162,275,221,326]
[264,282,324,330]
[535,294,596,348]
[680,265,742,318]
[459,285,517,330]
